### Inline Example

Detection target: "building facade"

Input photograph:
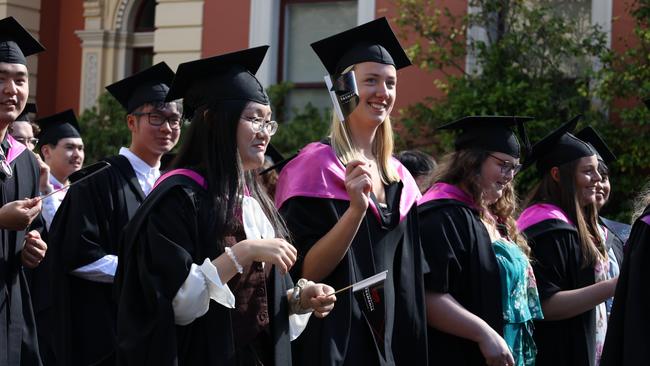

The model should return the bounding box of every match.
[0,0,638,118]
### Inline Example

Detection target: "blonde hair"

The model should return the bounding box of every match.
[632,181,650,222]
[329,64,400,184]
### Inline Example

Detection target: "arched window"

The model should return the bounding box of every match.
[131,0,156,73]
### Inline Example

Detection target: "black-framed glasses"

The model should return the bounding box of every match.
[488,154,522,176]
[132,112,182,129]
[13,137,39,146]
[240,116,278,136]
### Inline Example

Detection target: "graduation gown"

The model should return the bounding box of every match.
[417,183,503,366]
[0,134,42,366]
[48,155,145,366]
[600,206,650,366]
[517,203,597,366]
[115,172,293,366]
[275,142,428,366]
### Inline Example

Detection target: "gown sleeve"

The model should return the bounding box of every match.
[527,229,575,300]
[418,204,474,293]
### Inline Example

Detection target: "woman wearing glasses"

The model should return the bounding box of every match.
[420,116,542,366]
[517,117,617,366]
[115,47,335,366]
[275,18,428,365]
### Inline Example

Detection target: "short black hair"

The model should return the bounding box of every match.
[396,150,437,178]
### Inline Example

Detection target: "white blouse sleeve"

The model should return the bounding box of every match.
[289,312,312,341]
[172,258,236,326]
[70,254,118,283]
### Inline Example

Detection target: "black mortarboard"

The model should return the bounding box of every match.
[259,144,298,176]
[311,17,411,77]
[106,62,175,113]
[166,46,270,119]
[16,102,37,122]
[36,109,81,146]
[575,126,616,165]
[437,116,533,158]
[0,17,45,65]
[523,115,596,173]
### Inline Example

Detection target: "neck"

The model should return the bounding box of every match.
[347,117,378,160]
[51,171,69,186]
[127,144,160,167]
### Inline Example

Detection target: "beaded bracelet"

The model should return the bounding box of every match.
[224,247,243,274]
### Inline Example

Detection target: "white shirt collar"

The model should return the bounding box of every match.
[49,174,65,189]
[119,147,160,176]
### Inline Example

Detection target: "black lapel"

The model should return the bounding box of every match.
[104,155,146,201]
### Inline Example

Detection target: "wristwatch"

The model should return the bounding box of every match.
[290,278,311,314]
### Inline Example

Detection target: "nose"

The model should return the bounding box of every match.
[3,80,17,95]
[593,169,602,183]
[376,82,389,98]
[160,120,173,132]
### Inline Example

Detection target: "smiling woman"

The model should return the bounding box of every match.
[275,17,429,366]
[419,116,539,366]
[518,117,617,366]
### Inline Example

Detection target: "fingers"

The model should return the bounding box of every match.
[22,238,47,268]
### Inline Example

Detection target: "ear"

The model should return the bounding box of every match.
[41,145,51,160]
[127,114,138,133]
[550,166,560,182]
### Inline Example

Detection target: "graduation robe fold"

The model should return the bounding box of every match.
[276,142,428,366]
[600,206,650,366]
[49,155,145,366]
[518,204,596,366]
[417,185,503,366]
[0,134,42,366]
[115,174,293,366]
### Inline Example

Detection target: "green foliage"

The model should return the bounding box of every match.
[394,0,648,221]
[78,92,130,164]
[267,82,331,156]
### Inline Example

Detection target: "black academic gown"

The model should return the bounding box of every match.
[522,219,597,366]
[48,155,145,366]
[418,198,503,366]
[115,174,293,366]
[600,206,650,366]
[0,137,43,366]
[280,184,428,366]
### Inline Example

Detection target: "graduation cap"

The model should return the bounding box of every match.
[106,62,175,113]
[0,16,45,65]
[522,115,596,173]
[575,126,616,165]
[311,17,411,77]
[35,109,81,146]
[437,116,533,158]
[165,46,270,119]
[16,102,37,122]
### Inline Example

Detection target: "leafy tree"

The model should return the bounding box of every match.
[393,0,646,220]
[78,92,129,164]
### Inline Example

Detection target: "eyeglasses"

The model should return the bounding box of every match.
[488,154,522,176]
[240,116,278,136]
[132,112,182,129]
[13,137,39,146]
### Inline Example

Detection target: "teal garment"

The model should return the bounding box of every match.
[493,238,544,366]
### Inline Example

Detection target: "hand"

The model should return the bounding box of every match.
[300,283,336,318]
[34,153,53,194]
[0,198,42,230]
[477,328,515,366]
[21,230,47,268]
[345,160,372,213]
[233,238,297,274]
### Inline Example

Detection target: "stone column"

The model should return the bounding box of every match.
[153,0,204,70]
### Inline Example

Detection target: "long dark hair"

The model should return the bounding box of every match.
[434,149,529,255]
[171,99,288,247]
[525,159,606,266]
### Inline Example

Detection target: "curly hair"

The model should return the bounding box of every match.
[434,149,530,256]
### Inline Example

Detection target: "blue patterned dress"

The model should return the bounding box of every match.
[493,239,544,366]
